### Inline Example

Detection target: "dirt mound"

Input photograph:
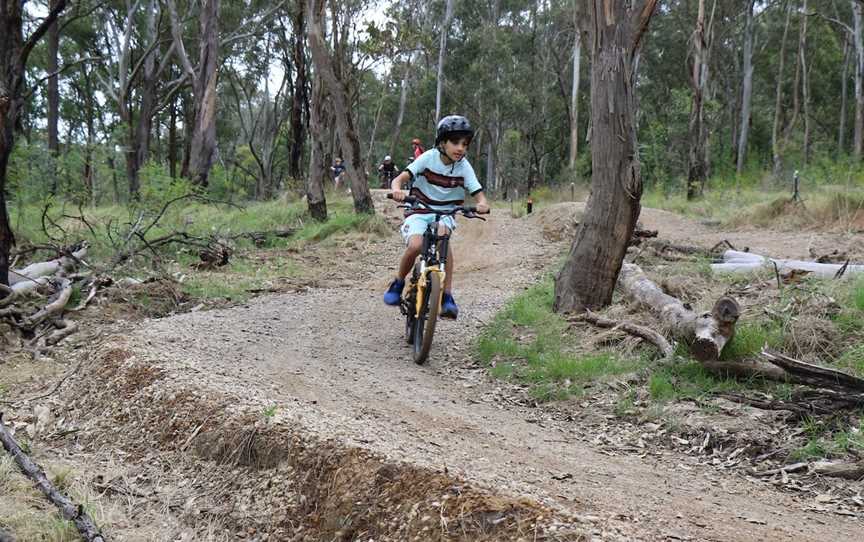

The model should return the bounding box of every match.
[528,202,584,241]
[61,343,587,541]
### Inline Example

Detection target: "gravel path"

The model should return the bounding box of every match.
[125,200,864,541]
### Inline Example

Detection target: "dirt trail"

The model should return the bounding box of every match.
[121,199,863,541]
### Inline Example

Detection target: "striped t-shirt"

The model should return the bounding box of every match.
[404,149,483,214]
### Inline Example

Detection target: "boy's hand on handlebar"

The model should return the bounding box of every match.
[390,190,406,202]
[475,202,490,214]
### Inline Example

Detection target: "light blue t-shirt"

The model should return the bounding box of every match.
[405,149,483,214]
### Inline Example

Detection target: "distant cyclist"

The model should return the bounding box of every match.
[331,157,346,190]
[378,155,398,189]
[411,138,425,160]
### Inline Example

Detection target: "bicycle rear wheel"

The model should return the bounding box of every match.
[412,271,441,365]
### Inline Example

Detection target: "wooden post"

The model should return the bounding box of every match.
[792,169,800,201]
[570,182,575,201]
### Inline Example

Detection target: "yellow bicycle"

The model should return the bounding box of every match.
[388,194,487,364]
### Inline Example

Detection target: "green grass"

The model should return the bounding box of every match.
[648,362,750,403]
[789,418,864,461]
[477,279,647,401]
[719,321,784,361]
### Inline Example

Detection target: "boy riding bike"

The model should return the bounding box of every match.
[383,115,490,319]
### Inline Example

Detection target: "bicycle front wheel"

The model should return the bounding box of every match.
[412,271,441,365]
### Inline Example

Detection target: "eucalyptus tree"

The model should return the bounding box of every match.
[1,0,68,287]
[306,0,373,214]
[553,0,659,313]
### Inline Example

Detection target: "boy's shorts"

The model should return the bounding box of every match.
[400,214,456,244]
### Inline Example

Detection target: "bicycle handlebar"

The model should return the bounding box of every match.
[386,193,490,218]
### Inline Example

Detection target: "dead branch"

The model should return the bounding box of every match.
[811,461,864,480]
[45,320,79,347]
[0,284,14,308]
[0,414,106,541]
[618,263,740,361]
[574,311,674,358]
[22,279,72,330]
[761,349,864,392]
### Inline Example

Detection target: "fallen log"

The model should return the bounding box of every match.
[574,311,674,358]
[618,263,740,361]
[8,245,89,290]
[712,249,864,278]
[811,461,864,480]
[0,414,106,542]
[761,349,864,392]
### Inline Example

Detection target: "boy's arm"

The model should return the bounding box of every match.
[473,191,490,214]
[390,171,411,200]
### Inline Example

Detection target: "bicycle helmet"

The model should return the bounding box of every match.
[435,115,474,145]
[384,155,392,161]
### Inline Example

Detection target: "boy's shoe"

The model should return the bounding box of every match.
[440,292,458,319]
[383,278,405,306]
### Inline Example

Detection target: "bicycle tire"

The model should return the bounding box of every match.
[413,271,441,365]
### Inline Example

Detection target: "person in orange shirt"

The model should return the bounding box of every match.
[411,138,425,160]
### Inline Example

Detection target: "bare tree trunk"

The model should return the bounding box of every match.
[306,0,373,214]
[735,0,756,175]
[772,0,793,177]
[47,0,60,195]
[854,0,864,160]
[840,34,850,155]
[187,0,220,187]
[434,0,455,122]
[800,0,811,164]
[134,0,159,182]
[553,0,658,313]
[289,0,308,180]
[390,65,409,158]
[169,94,178,178]
[568,27,582,170]
[686,0,713,199]
[306,57,328,221]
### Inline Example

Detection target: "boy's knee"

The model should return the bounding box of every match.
[406,236,423,253]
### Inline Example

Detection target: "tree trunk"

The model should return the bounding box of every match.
[0,0,68,287]
[187,0,220,187]
[854,0,864,161]
[553,0,658,313]
[568,28,582,170]
[686,0,712,199]
[772,0,793,177]
[133,0,160,189]
[390,65,410,158]
[306,60,328,222]
[306,0,373,214]
[799,0,810,164]
[47,0,60,195]
[169,94,178,178]
[434,0,455,122]
[289,0,308,181]
[735,0,756,175]
[840,34,850,155]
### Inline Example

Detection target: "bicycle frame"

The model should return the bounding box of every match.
[409,219,450,319]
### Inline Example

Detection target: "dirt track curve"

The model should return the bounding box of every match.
[119,197,864,541]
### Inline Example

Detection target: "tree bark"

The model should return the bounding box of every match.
[686,0,714,199]
[568,27,582,170]
[289,0,308,181]
[187,0,220,188]
[799,0,811,164]
[1,0,68,287]
[840,34,850,155]
[772,0,793,177]
[434,0,456,122]
[854,0,864,160]
[306,56,328,221]
[553,0,658,313]
[306,0,373,214]
[47,0,60,195]
[736,0,756,175]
